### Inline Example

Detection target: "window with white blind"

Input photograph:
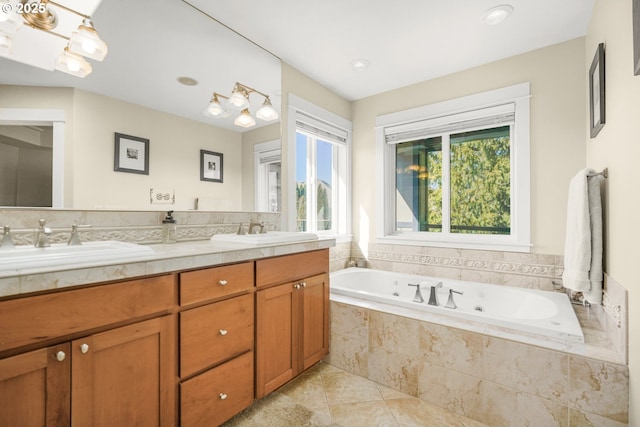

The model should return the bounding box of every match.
[376,83,531,252]
[287,95,351,236]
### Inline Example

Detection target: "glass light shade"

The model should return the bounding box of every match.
[234,109,256,128]
[227,88,250,109]
[204,97,227,118]
[0,1,24,34]
[256,98,279,121]
[55,47,92,78]
[68,18,108,61]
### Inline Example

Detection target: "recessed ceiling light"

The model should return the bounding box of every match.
[177,76,198,86]
[351,59,371,72]
[483,5,514,25]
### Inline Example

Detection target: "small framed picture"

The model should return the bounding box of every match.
[589,43,605,138]
[200,149,223,183]
[114,133,149,174]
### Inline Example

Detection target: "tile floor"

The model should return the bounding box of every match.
[222,363,488,427]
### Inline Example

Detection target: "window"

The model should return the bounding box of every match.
[376,83,530,252]
[254,140,281,212]
[288,95,351,236]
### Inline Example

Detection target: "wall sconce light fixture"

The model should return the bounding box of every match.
[204,82,279,128]
[0,0,108,77]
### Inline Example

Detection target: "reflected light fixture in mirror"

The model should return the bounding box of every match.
[204,81,279,128]
[0,0,108,77]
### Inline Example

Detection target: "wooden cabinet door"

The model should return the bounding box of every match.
[71,316,175,427]
[255,282,298,399]
[0,343,70,427]
[301,273,329,371]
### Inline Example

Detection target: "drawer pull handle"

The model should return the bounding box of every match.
[219,280,228,286]
[80,343,89,354]
[219,329,228,336]
[219,393,228,400]
[56,351,66,362]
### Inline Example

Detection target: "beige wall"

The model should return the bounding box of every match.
[0,86,244,210]
[587,0,640,419]
[352,38,586,256]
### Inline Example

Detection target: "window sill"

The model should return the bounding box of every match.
[376,234,531,253]
[317,233,352,244]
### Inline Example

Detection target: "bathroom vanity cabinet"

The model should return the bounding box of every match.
[0,247,330,426]
[178,262,255,427]
[0,275,176,427]
[255,249,330,398]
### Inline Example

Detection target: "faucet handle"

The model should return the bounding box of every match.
[445,289,464,309]
[237,223,246,235]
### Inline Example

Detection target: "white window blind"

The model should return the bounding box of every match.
[384,103,515,144]
[296,112,348,145]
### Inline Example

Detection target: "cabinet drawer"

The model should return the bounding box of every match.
[0,274,175,353]
[180,351,253,427]
[256,249,328,288]
[180,262,253,306]
[180,293,253,378]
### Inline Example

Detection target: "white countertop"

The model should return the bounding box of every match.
[0,237,335,298]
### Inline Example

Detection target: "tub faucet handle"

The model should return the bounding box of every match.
[427,281,443,306]
[408,283,424,303]
[445,289,464,309]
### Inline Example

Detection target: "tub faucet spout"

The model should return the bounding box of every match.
[428,282,443,306]
[407,283,424,303]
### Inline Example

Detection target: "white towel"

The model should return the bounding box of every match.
[562,168,604,304]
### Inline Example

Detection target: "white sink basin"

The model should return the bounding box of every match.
[0,241,155,272]
[210,231,319,245]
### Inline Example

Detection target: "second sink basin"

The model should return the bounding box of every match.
[210,231,319,245]
[0,240,155,272]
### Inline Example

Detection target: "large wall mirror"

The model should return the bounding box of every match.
[0,0,281,211]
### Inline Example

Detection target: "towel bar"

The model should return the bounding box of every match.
[587,168,608,178]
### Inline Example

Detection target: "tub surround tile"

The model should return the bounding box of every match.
[418,361,483,418]
[419,322,484,376]
[483,336,569,403]
[568,357,629,424]
[369,311,421,357]
[367,347,419,396]
[569,408,629,427]
[481,381,569,427]
[330,301,369,341]
[328,332,369,378]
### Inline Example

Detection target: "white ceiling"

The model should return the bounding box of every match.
[0,0,594,128]
[196,0,595,101]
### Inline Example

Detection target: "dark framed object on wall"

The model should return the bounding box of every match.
[589,42,605,138]
[114,132,150,174]
[200,149,223,183]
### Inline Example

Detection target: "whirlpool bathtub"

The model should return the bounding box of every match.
[330,267,584,343]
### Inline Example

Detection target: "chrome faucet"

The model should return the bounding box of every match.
[428,281,443,306]
[35,219,52,248]
[445,288,464,309]
[248,221,265,234]
[408,283,424,303]
[1,226,14,250]
[68,224,82,246]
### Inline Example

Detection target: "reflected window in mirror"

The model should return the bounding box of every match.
[254,140,281,212]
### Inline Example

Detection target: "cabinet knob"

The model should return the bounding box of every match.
[219,280,228,286]
[80,343,89,354]
[219,393,228,400]
[294,284,300,289]
[219,329,228,336]
[56,351,66,362]
[301,281,307,288]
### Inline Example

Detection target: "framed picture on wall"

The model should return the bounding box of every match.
[114,133,150,174]
[200,149,223,183]
[589,42,605,138]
